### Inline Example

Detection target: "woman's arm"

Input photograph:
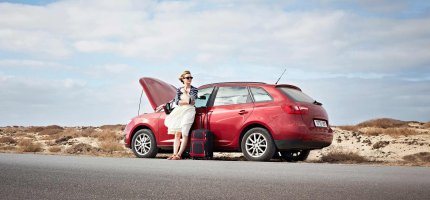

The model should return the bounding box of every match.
[188,86,198,105]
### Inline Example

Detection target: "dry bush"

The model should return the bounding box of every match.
[0,136,17,144]
[383,127,419,137]
[100,141,124,153]
[18,139,43,152]
[55,136,73,145]
[48,146,62,153]
[39,125,64,136]
[0,146,16,151]
[357,118,409,128]
[360,127,383,136]
[403,152,430,163]
[66,143,99,154]
[27,126,45,133]
[372,141,390,149]
[359,127,419,137]
[336,125,360,132]
[97,130,121,142]
[100,124,125,131]
[321,149,368,163]
[423,122,430,129]
[80,128,98,137]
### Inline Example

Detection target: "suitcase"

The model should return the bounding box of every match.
[190,111,213,159]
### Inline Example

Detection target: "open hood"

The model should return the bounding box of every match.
[139,77,176,111]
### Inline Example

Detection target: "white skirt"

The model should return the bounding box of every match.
[164,105,196,136]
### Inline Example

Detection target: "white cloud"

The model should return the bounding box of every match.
[0,59,65,69]
[0,1,428,73]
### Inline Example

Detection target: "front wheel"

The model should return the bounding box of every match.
[281,150,310,162]
[131,129,158,158]
[241,127,276,161]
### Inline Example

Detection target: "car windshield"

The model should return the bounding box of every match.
[277,87,314,103]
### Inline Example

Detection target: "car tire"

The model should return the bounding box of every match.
[131,129,158,158]
[281,150,310,162]
[241,127,276,161]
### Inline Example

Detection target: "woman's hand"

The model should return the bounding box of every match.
[178,100,189,106]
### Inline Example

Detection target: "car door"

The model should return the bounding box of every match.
[207,86,254,149]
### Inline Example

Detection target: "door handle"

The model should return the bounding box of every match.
[238,110,248,115]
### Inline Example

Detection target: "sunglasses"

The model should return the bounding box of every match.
[183,76,193,80]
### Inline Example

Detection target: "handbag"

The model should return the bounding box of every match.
[163,100,175,115]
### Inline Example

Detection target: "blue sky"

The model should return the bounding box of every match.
[0,0,429,126]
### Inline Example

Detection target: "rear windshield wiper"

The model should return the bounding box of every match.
[313,100,323,106]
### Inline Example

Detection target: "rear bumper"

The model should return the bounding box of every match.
[274,139,331,150]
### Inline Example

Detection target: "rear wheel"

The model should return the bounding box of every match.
[281,150,310,162]
[131,129,158,158]
[241,127,276,161]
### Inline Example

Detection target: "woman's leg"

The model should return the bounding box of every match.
[173,132,182,156]
[177,123,192,157]
[178,135,188,157]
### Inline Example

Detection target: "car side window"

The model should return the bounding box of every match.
[250,87,273,102]
[195,87,214,108]
[214,86,251,106]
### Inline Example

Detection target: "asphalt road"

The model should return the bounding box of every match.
[1,153,429,200]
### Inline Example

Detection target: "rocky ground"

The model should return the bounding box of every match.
[0,118,429,166]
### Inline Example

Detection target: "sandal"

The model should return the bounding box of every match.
[167,154,176,160]
[171,155,181,160]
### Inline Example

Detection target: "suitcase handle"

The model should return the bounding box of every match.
[198,108,212,130]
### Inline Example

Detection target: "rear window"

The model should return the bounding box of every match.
[277,87,314,103]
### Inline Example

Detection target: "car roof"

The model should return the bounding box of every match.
[199,82,302,91]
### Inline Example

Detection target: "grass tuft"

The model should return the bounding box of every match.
[321,149,368,163]
[403,152,430,163]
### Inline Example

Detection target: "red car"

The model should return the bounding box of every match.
[124,77,333,161]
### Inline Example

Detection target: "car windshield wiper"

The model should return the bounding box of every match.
[313,100,323,106]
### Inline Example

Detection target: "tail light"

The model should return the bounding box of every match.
[282,104,308,114]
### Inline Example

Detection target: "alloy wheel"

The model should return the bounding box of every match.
[245,132,268,157]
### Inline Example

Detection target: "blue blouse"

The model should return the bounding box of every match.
[174,85,198,105]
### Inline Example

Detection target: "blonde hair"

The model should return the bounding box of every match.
[178,70,191,83]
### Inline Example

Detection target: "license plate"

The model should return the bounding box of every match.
[314,120,328,128]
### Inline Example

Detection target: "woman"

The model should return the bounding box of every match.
[164,70,198,160]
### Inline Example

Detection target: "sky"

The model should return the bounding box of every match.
[0,0,429,126]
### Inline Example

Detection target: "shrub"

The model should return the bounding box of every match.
[0,136,17,144]
[100,125,126,131]
[403,152,430,163]
[336,125,360,132]
[97,130,120,142]
[383,127,419,137]
[48,146,62,153]
[321,149,368,163]
[0,146,17,151]
[423,122,430,129]
[55,136,73,145]
[100,141,124,153]
[27,126,45,133]
[357,118,409,128]
[39,125,64,136]
[66,143,99,154]
[18,139,43,152]
[360,127,383,136]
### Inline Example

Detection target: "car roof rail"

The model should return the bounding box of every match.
[209,81,266,85]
